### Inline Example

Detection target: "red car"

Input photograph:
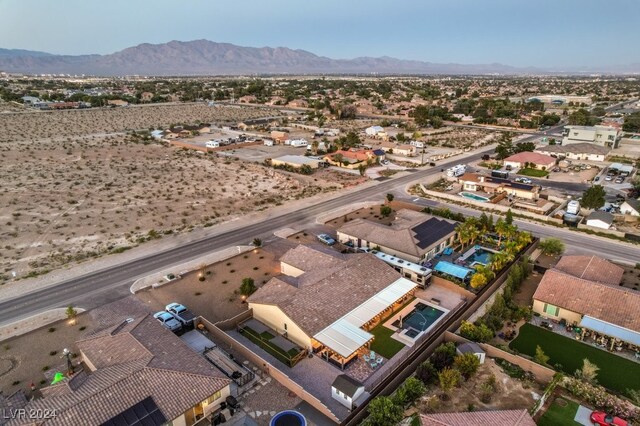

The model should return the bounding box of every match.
[590,411,628,426]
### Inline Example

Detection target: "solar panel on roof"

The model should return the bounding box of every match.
[412,218,457,249]
[100,397,167,426]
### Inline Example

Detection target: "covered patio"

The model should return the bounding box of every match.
[312,277,417,370]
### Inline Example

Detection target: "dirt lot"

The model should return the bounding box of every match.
[512,272,543,307]
[0,314,94,396]
[0,128,364,280]
[136,247,282,322]
[546,167,599,184]
[620,264,640,291]
[413,358,541,415]
[0,104,275,143]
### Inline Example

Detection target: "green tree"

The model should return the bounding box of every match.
[386,193,395,203]
[416,360,438,385]
[460,321,494,342]
[252,238,263,247]
[470,273,488,289]
[623,112,640,132]
[575,358,599,384]
[393,377,426,407]
[495,139,514,160]
[438,368,461,399]
[568,108,597,126]
[380,205,393,217]
[240,277,256,296]
[363,396,403,426]
[358,163,367,176]
[539,238,565,255]
[505,209,514,225]
[65,305,78,321]
[534,345,550,366]
[581,185,606,210]
[431,342,456,370]
[454,353,481,380]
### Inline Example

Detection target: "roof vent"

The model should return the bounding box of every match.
[111,318,135,336]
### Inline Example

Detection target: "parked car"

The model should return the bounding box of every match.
[605,175,613,181]
[317,234,336,246]
[515,177,532,184]
[590,411,628,426]
[615,177,623,184]
[153,311,182,332]
[594,176,600,182]
[381,160,389,165]
[166,303,196,326]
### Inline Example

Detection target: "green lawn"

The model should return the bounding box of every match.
[240,326,299,367]
[369,323,406,359]
[517,168,549,177]
[510,323,640,393]
[537,397,581,426]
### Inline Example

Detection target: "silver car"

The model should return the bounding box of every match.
[154,311,182,332]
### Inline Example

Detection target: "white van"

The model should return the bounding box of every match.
[205,140,220,148]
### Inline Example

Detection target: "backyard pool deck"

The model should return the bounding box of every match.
[382,298,450,346]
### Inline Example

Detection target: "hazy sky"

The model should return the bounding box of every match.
[1,0,638,68]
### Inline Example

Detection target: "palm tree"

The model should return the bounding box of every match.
[494,218,509,246]
[515,231,532,250]
[468,227,481,247]
[474,264,495,281]
[311,140,319,155]
[490,252,509,271]
[456,223,472,250]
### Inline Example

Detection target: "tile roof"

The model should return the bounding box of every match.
[12,315,230,425]
[248,249,402,335]
[554,255,623,285]
[536,142,610,155]
[504,151,556,165]
[623,198,640,213]
[420,409,535,426]
[280,244,347,274]
[533,269,640,333]
[337,210,456,258]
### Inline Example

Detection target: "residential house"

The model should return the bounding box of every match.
[532,255,640,350]
[378,141,417,157]
[458,173,539,200]
[331,375,366,410]
[620,199,640,217]
[337,209,457,263]
[238,95,257,103]
[140,92,153,102]
[248,245,417,369]
[562,125,620,148]
[107,99,129,107]
[288,99,308,108]
[503,152,556,170]
[271,155,320,170]
[365,125,384,137]
[10,314,232,426]
[585,211,614,229]
[535,143,610,162]
[324,149,375,169]
[420,409,535,426]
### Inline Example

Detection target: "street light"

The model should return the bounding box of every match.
[62,348,74,375]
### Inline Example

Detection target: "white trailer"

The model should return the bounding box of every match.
[446,164,466,177]
[289,139,308,148]
[567,200,580,215]
[263,139,274,146]
[205,140,220,148]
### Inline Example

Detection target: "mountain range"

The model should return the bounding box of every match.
[0,40,637,76]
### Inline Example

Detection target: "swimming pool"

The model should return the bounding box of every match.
[459,191,489,202]
[466,248,492,266]
[393,302,446,332]
[270,411,307,426]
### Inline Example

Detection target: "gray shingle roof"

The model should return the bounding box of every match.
[331,374,363,398]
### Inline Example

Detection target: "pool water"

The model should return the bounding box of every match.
[393,302,445,332]
[459,191,489,202]
[466,249,492,265]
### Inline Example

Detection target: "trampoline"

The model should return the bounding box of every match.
[270,411,307,426]
[433,261,473,280]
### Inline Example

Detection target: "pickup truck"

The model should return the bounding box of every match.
[166,303,196,326]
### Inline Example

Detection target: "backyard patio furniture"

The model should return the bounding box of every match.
[370,360,378,369]
[376,357,383,365]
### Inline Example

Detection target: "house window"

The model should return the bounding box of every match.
[207,391,222,404]
[543,303,559,316]
[608,135,614,141]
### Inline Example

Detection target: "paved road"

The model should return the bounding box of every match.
[0,149,493,326]
[1,118,635,326]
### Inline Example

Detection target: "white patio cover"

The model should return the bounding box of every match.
[313,278,417,358]
[579,315,640,346]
